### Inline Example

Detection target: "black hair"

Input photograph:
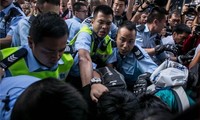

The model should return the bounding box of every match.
[37,0,60,6]
[29,12,69,45]
[147,7,167,23]
[168,10,181,19]
[97,90,139,120]
[93,5,113,19]
[73,2,87,13]
[11,77,88,120]
[117,21,136,33]
[172,23,191,34]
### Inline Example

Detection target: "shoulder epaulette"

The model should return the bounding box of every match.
[136,24,145,32]
[0,48,27,69]
[132,46,144,60]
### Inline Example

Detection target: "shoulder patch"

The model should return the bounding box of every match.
[132,46,144,60]
[136,24,145,32]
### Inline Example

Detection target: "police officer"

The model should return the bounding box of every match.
[11,0,60,47]
[65,2,88,42]
[0,12,73,80]
[111,21,158,90]
[135,7,177,65]
[0,0,25,48]
[69,5,116,102]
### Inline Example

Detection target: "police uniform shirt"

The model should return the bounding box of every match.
[65,16,82,42]
[0,3,25,38]
[135,24,168,65]
[11,16,30,47]
[70,26,116,77]
[162,35,174,45]
[0,75,40,120]
[4,45,65,77]
[111,44,158,85]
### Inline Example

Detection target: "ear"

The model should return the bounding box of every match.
[28,36,34,49]
[91,18,94,24]
[154,19,159,25]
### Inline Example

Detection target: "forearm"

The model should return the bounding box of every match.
[144,48,156,56]
[126,0,134,20]
[189,52,200,69]
[0,35,12,49]
[79,53,93,87]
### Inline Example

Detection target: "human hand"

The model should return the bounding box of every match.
[164,44,179,55]
[90,84,109,102]
[133,72,150,96]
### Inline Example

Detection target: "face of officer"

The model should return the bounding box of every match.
[91,11,113,38]
[29,35,67,68]
[116,27,136,56]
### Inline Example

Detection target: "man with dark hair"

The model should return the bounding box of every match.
[0,12,73,80]
[11,0,60,47]
[65,2,88,42]
[166,10,181,36]
[135,7,177,65]
[69,5,115,102]
[97,90,139,120]
[162,24,193,64]
[11,77,88,120]
[0,0,25,48]
[110,21,157,90]
[112,0,134,27]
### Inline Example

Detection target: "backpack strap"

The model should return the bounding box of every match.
[172,86,190,112]
[0,48,28,69]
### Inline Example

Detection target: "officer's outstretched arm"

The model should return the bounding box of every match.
[144,48,156,55]
[78,49,93,87]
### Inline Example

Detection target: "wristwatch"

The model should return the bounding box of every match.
[90,77,102,85]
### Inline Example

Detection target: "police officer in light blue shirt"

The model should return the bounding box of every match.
[135,7,172,65]
[0,75,40,120]
[0,0,25,48]
[11,0,61,47]
[65,2,88,42]
[111,21,157,89]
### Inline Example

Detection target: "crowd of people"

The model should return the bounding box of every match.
[1,0,200,120]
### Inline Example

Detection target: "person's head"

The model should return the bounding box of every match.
[89,0,106,13]
[147,7,167,34]
[0,0,13,8]
[73,2,88,21]
[11,77,88,120]
[92,5,113,38]
[168,10,181,28]
[185,19,193,29]
[172,24,191,44]
[36,0,60,14]
[67,0,72,11]
[97,90,139,120]
[116,21,136,56]
[133,94,173,120]
[28,12,68,68]
[60,0,69,13]
[112,0,127,16]
[138,10,149,24]
[77,0,88,6]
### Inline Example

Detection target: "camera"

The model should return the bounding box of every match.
[187,2,198,15]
